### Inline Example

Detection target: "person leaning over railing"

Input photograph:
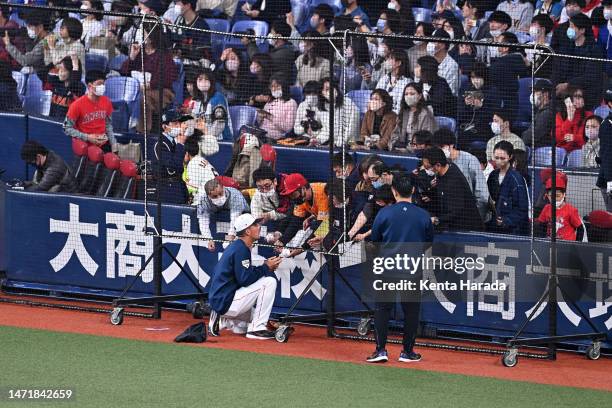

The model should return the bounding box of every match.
[64,70,116,152]
[20,140,78,193]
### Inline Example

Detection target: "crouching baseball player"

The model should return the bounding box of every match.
[208,213,282,339]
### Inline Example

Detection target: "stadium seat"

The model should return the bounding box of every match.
[204,18,231,60]
[71,138,89,182]
[172,59,185,106]
[594,104,610,119]
[290,85,303,104]
[435,116,456,133]
[113,160,138,199]
[228,105,258,139]
[412,8,433,23]
[23,73,52,116]
[9,12,25,27]
[85,53,108,73]
[347,89,371,116]
[515,32,531,44]
[104,76,140,133]
[108,54,128,72]
[564,149,583,168]
[534,147,566,167]
[291,1,309,30]
[96,152,122,197]
[517,77,544,123]
[78,145,106,195]
[226,20,269,49]
[12,71,26,103]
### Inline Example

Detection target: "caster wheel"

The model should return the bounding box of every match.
[275,325,291,343]
[110,307,124,326]
[357,318,371,336]
[190,301,205,319]
[502,348,518,368]
[586,342,601,360]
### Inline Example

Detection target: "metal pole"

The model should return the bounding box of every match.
[153,21,164,319]
[327,42,336,337]
[548,65,558,360]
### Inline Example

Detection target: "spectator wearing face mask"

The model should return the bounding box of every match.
[524,14,555,79]
[246,53,272,109]
[496,0,534,33]
[183,68,232,144]
[597,0,612,81]
[79,0,107,50]
[259,75,297,140]
[197,178,250,252]
[550,0,588,52]
[486,111,526,161]
[427,29,459,97]
[216,47,252,105]
[375,49,412,114]
[390,83,438,151]
[407,22,434,79]
[536,173,582,240]
[250,165,289,222]
[341,35,372,92]
[486,140,530,235]
[534,0,564,23]
[458,62,501,148]
[556,86,593,153]
[341,0,371,28]
[361,39,393,90]
[552,13,604,110]
[432,128,490,220]
[582,115,602,167]
[295,31,330,88]
[462,0,490,41]
[521,79,554,148]
[171,0,212,64]
[49,55,85,119]
[249,21,296,86]
[294,80,325,144]
[318,77,360,146]
[415,56,456,118]
[20,140,78,193]
[481,11,512,64]
[347,184,396,242]
[3,9,49,81]
[44,17,85,74]
[358,89,397,150]
[488,32,528,123]
[64,70,116,152]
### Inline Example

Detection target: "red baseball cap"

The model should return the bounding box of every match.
[281,173,308,196]
[545,173,567,190]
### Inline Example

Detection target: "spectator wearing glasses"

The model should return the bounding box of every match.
[486,141,529,235]
[250,166,290,225]
[556,86,593,153]
[390,83,438,151]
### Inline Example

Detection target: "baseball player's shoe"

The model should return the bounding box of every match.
[246,330,275,340]
[366,349,388,363]
[208,310,220,337]
[398,351,422,363]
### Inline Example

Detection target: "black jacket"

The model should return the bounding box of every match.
[432,163,484,232]
[28,151,78,193]
[247,42,297,86]
[521,102,554,148]
[425,76,456,118]
[597,114,612,188]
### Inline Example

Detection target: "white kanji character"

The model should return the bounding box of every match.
[49,203,99,276]
[106,210,154,282]
[588,252,612,330]
[162,215,211,287]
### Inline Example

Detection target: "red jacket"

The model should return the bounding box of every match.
[555,109,592,153]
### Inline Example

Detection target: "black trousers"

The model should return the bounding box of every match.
[373,289,422,353]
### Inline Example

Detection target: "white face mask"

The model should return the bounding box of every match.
[197,80,210,92]
[174,3,183,15]
[322,90,330,100]
[491,122,501,135]
[94,84,105,96]
[80,4,90,10]
[167,127,181,138]
[585,127,599,140]
[27,27,37,39]
[250,64,260,75]
[262,189,276,198]
[369,100,383,111]
[377,45,388,58]
[387,1,396,10]
[298,42,306,54]
[271,89,283,99]
[267,35,277,46]
[530,93,541,107]
[345,46,354,59]
[426,42,438,56]
[184,125,195,137]
[226,59,239,72]
[404,94,419,106]
[425,168,435,176]
[605,9,612,20]
[471,78,484,89]
[442,146,451,158]
[445,30,455,39]
[305,95,318,107]
[490,29,502,38]
[211,194,227,207]
[555,198,565,208]
[529,26,541,38]
[413,39,424,46]
[382,59,393,71]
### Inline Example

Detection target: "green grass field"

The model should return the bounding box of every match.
[1,326,610,408]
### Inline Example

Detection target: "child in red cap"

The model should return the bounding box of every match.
[536,171,582,241]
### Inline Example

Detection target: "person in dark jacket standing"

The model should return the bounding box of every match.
[208,213,282,340]
[597,86,612,211]
[366,174,434,364]
[486,141,529,235]
[521,79,554,148]
[20,140,77,193]
[421,147,485,232]
[246,21,296,86]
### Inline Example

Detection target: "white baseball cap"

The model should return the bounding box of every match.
[234,213,262,234]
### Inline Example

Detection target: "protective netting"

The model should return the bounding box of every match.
[1,1,611,291]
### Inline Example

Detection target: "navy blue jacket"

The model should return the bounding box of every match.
[208,239,271,315]
[597,114,612,188]
[148,136,187,204]
[487,168,529,235]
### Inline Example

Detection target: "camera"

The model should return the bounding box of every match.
[301,110,322,132]
[463,90,483,100]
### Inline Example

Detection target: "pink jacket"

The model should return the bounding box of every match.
[260,98,297,140]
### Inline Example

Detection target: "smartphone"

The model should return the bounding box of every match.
[564,97,573,108]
